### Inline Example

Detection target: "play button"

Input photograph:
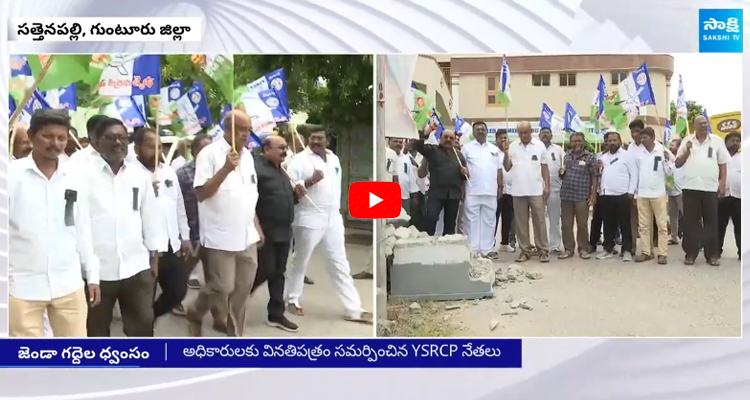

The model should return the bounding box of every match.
[369,193,383,208]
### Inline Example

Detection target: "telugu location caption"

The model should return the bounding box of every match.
[10,17,202,42]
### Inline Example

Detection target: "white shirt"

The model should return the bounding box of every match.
[194,138,260,252]
[726,152,741,198]
[9,156,100,301]
[385,147,399,177]
[409,152,427,194]
[502,169,512,194]
[544,143,564,192]
[287,147,342,229]
[599,148,637,196]
[507,139,549,197]
[170,155,187,171]
[461,139,503,197]
[634,143,672,198]
[281,149,295,170]
[68,145,100,169]
[126,142,138,164]
[396,152,418,199]
[84,157,163,281]
[677,134,731,192]
[668,161,684,196]
[135,161,190,253]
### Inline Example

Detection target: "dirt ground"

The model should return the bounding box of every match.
[382,222,742,338]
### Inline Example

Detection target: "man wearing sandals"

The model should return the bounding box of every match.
[285,128,373,324]
[675,115,730,266]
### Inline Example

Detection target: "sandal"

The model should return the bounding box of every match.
[683,258,695,266]
[707,259,721,267]
[344,311,374,325]
[558,251,574,260]
[287,303,305,316]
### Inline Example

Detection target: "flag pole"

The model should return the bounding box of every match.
[231,110,236,151]
[9,55,56,155]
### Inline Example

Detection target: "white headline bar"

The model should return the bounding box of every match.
[9,17,202,42]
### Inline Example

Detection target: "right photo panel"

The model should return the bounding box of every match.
[376,54,741,338]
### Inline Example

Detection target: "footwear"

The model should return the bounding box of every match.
[614,237,623,246]
[622,252,633,262]
[707,258,721,267]
[684,258,696,265]
[500,244,515,253]
[515,252,530,263]
[185,311,203,337]
[344,311,374,325]
[187,279,201,289]
[171,304,186,316]
[485,251,500,260]
[550,248,561,254]
[352,271,373,280]
[668,238,679,245]
[539,253,549,263]
[595,251,614,260]
[579,251,591,260]
[266,315,299,332]
[657,255,667,265]
[304,276,315,285]
[286,302,305,316]
[634,254,654,263]
[558,250,574,260]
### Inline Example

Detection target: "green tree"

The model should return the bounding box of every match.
[670,100,704,135]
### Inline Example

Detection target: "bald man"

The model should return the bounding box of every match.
[412,127,468,236]
[501,121,551,263]
[675,115,730,266]
[186,110,263,337]
[10,125,32,160]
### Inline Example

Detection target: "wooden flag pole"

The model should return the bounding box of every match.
[231,110,236,152]
[9,55,56,155]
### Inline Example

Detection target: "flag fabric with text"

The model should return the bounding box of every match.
[429,108,445,140]
[590,75,606,123]
[664,121,672,143]
[246,68,290,117]
[175,81,213,136]
[17,90,52,126]
[89,54,161,97]
[675,75,689,135]
[703,109,712,134]
[113,97,147,128]
[192,54,234,102]
[564,103,585,132]
[497,55,512,107]
[540,103,554,130]
[258,90,290,123]
[27,55,91,93]
[631,63,656,106]
[43,84,77,110]
[455,115,472,139]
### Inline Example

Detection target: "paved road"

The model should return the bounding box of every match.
[111,230,375,337]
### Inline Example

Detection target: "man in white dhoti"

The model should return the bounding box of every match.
[284,132,315,286]
[285,129,372,323]
[461,121,503,259]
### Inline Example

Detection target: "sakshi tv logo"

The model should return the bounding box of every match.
[699,9,743,53]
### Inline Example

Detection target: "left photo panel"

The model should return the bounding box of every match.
[6,54,375,338]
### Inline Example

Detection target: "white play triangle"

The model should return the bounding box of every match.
[369,192,383,208]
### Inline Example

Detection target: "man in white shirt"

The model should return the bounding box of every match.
[596,132,637,261]
[68,115,108,170]
[131,128,192,323]
[9,109,101,337]
[539,127,563,253]
[494,130,516,252]
[667,138,684,244]
[501,121,551,263]
[388,138,418,214]
[633,128,673,264]
[461,121,503,259]
[675,115,730,266]
[286,129,373,324]
[405,140,427,232]
[187,110,263,337]
[170,138,190,171]
[282,133,315,286]
[718,131,741,259]
[84,118,163,337]
[626,119,645,245]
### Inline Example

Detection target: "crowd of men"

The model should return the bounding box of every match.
[387,115,740,267]
[8,108,372,338]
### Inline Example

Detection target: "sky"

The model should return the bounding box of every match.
[669,53,742,115]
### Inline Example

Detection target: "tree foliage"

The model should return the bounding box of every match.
[76,55,373,131]
[670,100,704,127]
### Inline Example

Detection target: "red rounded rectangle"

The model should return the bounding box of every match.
[348,181,402,219]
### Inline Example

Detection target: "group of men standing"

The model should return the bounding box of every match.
[8,108,372,338]
[388,114,740,267]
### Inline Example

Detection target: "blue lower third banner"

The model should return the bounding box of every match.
[4,339,522,368]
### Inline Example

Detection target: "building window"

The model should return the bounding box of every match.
[486,76,498,106]
[487,94,496,104]
[487,76,496,91]
[611,72,629,85]
[559,73,576,87]
[439,63,451,91]
[532,74,550,87]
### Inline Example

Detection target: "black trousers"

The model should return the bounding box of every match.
[495,194,514,245]
[682,189,720,260]
[425,195,460,236]
[251,240,292,319]
[86,269,156,337]
[410,192,426,232]
[599,194,633,254]
[153,245,189,318]
[589,195,603,250]
[718,196,741,257]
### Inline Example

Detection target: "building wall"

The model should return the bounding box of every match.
[338,125,373,231]
[449,54,674,141]
[412,55,453,122]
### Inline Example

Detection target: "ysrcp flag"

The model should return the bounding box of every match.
[235,90,276,134]
[630,63,656,106]
[664,121,672,143]
[675,75,689,135]
[91,54,161,97]
[539,103,554,129]
[175,81,213,136]
[114,96,147,128]
[18,90,52,126]
[246,68,290,117]
[149,81,184,125]
[9,95,16,118]
[703,109,713,134]
[9,55,34,101]
[429,108,445,142]
[455,115,472,138]
[258,89,290,123]
[43,84,77,110]
[564,103,585,132]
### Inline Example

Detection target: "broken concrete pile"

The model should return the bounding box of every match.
[493,264,543,289]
